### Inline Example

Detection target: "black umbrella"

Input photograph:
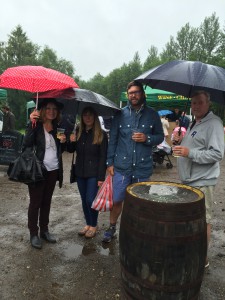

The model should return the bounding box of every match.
[135,60,225,105]
[36,88,120,117]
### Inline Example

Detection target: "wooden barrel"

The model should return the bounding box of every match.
[119,181,207,300]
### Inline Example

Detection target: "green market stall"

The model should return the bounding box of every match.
[0,89,7,102]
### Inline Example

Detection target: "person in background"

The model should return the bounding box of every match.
[171,120,187,141]
[102,116,113,131]
[168,108,181,122]
[68,107,108,238]
[25,99,66,250]
[2,105,15,132]
[172,90,224,268]
[160,115,170,142]
[98,116,109,132]
[179,111,190,130]
[102,80,164,243]
[59,113,76,139]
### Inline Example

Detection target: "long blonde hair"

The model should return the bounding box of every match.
[77,107,103,145]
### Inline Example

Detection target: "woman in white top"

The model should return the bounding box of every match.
[23,99,66,250]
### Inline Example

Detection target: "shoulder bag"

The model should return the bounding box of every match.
[70,152,77,183]
[7,146,47,184]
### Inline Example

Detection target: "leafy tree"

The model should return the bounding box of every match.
[37,46,75,76]
[215,26,225,68]
[143,46,161,72]
[57,58,74,77]
[197,13,221,62]
[176,23,199,60]
[103,52,142,104]
[160,36,178,62]
[1,14,225,128]
[37,46,58,69]
[5,25,39,67]
[0,41,8,73]
[0,25,76,129]
[81,72,106,95]
[0,26,40,128]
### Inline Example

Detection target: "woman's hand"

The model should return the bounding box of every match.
[59,134,66,143]
[30,109,40,122]
[97,181,104,187]
[70,133,76,142]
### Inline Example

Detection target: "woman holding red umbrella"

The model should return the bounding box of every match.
[24,99,66,249]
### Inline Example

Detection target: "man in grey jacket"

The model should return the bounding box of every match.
[172,90,224,267]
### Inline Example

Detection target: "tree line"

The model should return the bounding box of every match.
[0,13,224,128]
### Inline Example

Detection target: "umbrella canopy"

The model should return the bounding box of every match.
[0,65,79,93]
[158,109,173,116]
[135,60,225,105]
[36,88,120,117]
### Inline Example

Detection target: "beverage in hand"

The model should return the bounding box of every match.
[172,146,181,157]
[57,128,65,139]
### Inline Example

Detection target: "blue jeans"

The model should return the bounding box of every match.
[76,177,99,227]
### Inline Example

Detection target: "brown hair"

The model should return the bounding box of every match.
[77,107,103,145]
[126,80,145,93]
[39,101,61,124]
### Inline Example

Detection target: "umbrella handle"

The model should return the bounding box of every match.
[32,119,37,128]
[36,92,39,109]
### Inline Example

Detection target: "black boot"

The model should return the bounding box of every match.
[40,232,57,243]
[30,235,42,249]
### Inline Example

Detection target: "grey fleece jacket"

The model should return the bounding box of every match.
[177,111,224,187]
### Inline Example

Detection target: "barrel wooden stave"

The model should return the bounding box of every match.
[119,182,207,300]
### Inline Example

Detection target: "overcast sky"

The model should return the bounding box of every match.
[1,0,224,80]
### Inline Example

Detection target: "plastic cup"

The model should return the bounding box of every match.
[132,129,141,137]
[172,146,181,157]
[57,128,65,139]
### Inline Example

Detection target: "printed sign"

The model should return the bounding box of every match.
[0,131,24,165]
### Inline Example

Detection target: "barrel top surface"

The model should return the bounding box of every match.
[127,181,204,203]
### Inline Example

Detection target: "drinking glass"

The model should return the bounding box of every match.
[57,128,65,139]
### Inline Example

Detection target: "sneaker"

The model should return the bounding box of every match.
[102,226,116,243]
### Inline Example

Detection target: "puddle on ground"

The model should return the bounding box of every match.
[64,244,83,259]
[212,229,225,242]
[63,242,116,260]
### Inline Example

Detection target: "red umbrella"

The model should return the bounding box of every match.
[0,65,79,93]
[0,65,79,127]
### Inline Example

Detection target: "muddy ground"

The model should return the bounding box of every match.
[0,152,225,300]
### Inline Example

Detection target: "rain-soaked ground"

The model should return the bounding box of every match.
[0,152,225,300]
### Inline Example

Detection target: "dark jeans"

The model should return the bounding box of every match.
[28,170,58,236]
[76,177,99,227]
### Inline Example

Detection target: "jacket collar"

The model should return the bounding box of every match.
[127,99,146,114]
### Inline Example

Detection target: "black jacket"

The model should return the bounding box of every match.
[23,122,64,188]
[67,129,108,181]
